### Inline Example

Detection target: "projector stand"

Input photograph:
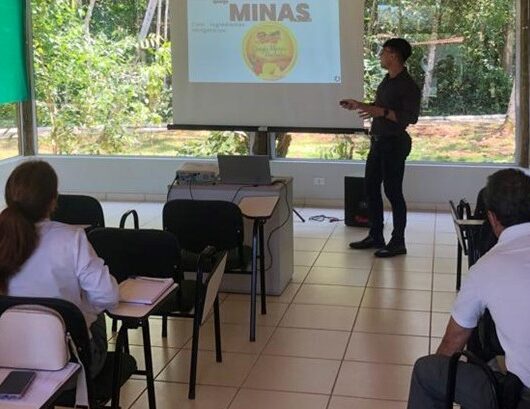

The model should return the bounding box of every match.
[293,208,305,223]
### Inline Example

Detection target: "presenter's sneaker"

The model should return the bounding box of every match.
[349,235,386,250]
[374,240,407,258]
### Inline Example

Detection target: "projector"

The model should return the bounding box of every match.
[175,162,219,184]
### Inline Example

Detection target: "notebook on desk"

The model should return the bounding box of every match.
[217,154,272,185]
[118,277,174,305]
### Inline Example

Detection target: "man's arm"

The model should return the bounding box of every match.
[436,317,474,357]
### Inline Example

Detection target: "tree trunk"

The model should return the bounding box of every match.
[421,1,442,109]
[139,0,159,41]
[502,25,516,74]
[366,0,378,39]
[156,0,162,48]
[164,0,169,40]
[496,81,516,138]
[84,0,97,38]
[251,131,268,155]
[275,133,292,158]
[397,0,403,36]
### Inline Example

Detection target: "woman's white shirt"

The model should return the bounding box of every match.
[8,220,119,327]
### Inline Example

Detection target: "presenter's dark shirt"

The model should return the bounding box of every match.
[371,67,421,136]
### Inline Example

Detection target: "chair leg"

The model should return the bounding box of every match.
[161,315,168,338]
[123,328,130,355]
[188,318,201,400]
[249,221,259,342]
[141,320,157,409]
[213,296,222,363]
[258,222,267,315]
[110,326,126,409]
[456,242,463,291]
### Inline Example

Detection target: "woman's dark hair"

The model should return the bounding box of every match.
[0,161,58,294]
[483,168,530,228]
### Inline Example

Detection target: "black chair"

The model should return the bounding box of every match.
[52,194,105,229]
[449,199,484,290]
[88,227,179,409]
[162,199,267,341]
[0,295,136,409]
[88,227,227,400]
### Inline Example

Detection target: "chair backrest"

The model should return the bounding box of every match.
[199,251,227,325]
[0,296,93,400]
[88,227,180,283]
[52,194,105,228]
[163,199,244,253]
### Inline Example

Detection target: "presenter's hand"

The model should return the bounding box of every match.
[357,105,385,119]
[339,99,363,110]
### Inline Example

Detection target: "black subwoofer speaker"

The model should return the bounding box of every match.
[344,176,369,227]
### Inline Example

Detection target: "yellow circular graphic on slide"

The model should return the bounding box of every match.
[242,22,298,81]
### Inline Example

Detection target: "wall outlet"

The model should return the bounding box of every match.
[313,177,326,186]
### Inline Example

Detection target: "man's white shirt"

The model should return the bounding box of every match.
[452,222,530,387]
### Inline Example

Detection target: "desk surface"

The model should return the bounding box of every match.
[238,196,279,219]
[107,284,178,319]
[0,363,79,409]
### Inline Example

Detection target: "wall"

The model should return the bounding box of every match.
[0,157,22,207]
[0,155,504,210]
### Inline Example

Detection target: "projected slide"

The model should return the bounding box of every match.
[187,0,341,83]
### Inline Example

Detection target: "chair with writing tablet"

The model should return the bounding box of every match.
[162,199,269,342]
[88,227,227,399]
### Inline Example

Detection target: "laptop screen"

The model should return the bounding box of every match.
[217,155,272,185]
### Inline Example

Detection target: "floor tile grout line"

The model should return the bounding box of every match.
[105,203,453,408]
[324,225,378,409]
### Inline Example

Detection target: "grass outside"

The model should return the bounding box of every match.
[8,116,515,163]
[0,138,19,160]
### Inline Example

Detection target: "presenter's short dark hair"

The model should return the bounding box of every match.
[383,38,413,63]
[484,168,530,227]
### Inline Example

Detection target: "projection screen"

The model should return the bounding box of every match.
[170,0,365,130]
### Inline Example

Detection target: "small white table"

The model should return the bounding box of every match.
[0,363,80,409]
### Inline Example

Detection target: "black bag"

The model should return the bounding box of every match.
[498,372,525,409]
[467,310,524,409]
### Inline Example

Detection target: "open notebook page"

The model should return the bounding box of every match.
[118,277,174,305]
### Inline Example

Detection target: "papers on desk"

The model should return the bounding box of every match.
[119,277,174,305]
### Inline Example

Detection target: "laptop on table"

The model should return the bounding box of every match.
[217,155,272,185]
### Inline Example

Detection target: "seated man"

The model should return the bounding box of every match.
[408,169,530,409]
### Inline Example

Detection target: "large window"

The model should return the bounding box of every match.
[286,1,516,162]
[32,0,515,162]
[32,0,249,157]
[0,104,20,160]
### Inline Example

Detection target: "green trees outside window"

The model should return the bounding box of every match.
[0,0,517,162]
[0,104,19,159]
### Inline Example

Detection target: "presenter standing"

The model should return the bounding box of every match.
[340,38,421,257]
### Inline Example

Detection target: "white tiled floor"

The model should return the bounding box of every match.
[100,202,459,409]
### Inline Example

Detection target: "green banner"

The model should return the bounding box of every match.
[0,0,28,104]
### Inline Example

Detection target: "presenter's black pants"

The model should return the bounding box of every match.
[365,133,411,243]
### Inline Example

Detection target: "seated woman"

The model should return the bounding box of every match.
[0,160,119,377]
